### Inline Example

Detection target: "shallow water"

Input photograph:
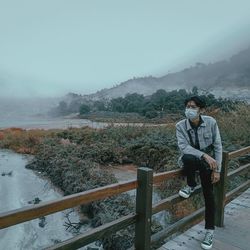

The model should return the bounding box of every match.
[0,150,97,250]
[0,116,107,130]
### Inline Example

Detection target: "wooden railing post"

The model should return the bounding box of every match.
[214,151,229,227]
[135,167,153,250]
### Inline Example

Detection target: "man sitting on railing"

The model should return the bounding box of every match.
[176,95,222,250]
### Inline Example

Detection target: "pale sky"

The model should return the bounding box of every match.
[0,0,250,97]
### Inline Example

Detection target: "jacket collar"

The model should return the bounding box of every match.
[186,115,205,130]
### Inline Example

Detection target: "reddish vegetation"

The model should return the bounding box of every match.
[16,147,35,154]
[7,127,25,132]
[0,128,53,154]
[1,127,25,133]
[0,132,4,140]
[172,199,196,220]
[206,108,220,116]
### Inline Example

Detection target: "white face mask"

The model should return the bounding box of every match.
[185,108,199,120]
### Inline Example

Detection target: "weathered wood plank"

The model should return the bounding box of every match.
[225,180,250,204]
[230,200,250,209]
[46,213,136,250]
[153,169,182,184]
[227,163,250,179]
[135,167,153,250]
[160,240,186,250]
[183,227,204,241]
[243,188,250,195]
[0,179,138,229]
[172,233,201,249]
[214,226,249,250]
[228,146,250,159]
[189,223,204,233]
[213,239,243,250]
[157,246,168,250]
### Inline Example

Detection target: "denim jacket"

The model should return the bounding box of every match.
[176,115,222,172]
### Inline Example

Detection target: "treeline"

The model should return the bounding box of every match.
[51,87,241,118]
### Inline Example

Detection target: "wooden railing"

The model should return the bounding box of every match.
[0,146,249,250]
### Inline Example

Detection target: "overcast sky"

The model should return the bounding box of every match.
[1,0,250,98]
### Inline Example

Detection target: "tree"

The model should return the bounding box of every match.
[93,101,106,111]
[58,101,68,115]
[110,97,125,112]
[145,110,158,119]
[124,93,145,112]
[150,89,167,111]
[192,86,198,95]
[79,104,90,114]
[68,100,81,113]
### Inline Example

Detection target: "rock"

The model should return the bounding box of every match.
[1,171,13,176]
[38,216,46,228]
[60,138,71,145]
[28,197,41,205]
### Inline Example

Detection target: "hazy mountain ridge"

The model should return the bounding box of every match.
[87,48,250,101]
[1,48,249,119]
[0,97,60,119]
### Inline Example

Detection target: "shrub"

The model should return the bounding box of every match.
[79,104,91,114]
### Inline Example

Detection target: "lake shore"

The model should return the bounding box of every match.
[0,149,92,250]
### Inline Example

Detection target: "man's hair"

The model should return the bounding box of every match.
[184,96,206,108]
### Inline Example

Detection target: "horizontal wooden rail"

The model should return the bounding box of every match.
[228,146,250,159]
[153,169,182,184]
[225,180,250,204]
[46,213,137,250]
[0,179,138,229]
[227,163,250,179]
[152,185,202,215]
[151,207,205,246]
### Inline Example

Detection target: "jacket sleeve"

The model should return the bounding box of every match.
[176,123,204,159]
[212,122,223,172]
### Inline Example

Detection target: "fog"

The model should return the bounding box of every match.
[0,0,250,98]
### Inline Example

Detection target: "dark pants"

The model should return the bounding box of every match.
[182,154,215,230]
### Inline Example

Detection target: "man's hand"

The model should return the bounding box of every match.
[211,171,220,184]
[202,153,217,170]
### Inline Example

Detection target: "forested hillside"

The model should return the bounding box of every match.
[52,88,241,120]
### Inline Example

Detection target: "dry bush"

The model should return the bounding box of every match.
[0,128,56,153]
[215,104,250,149]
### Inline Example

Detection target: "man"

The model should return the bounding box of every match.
[176,96,222,250]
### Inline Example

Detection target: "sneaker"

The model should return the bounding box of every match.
[178,185,195,198]
[201,231,214,249]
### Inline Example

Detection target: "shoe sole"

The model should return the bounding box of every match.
[201,243,213,249]
[178,190,190,199]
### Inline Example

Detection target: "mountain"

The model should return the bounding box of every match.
[87,48,250,102]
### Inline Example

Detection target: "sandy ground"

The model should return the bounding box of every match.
[110,164,137,182]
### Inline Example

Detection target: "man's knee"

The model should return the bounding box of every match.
[182,154,200,165]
